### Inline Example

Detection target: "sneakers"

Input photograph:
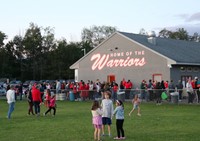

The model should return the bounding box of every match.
[43,113,46,116]
[114,137,121,140]
[137,113,141,116]
[114,136,126,140]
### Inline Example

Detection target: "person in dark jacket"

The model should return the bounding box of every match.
[176,80,183,101]
[27,90,34,115]
[155,82,162,105]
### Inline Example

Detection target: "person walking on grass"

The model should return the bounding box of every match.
[101,91,113,137]
[44,94,56,116]
[27,89,34,115]
[129,94,141,116]
[32,84,42,117]
[6,85,16,119]
[44,89,51,108]
[91,100,103,141]
[113,100,125,140]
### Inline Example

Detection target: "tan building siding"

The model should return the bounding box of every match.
[74,33,171,87]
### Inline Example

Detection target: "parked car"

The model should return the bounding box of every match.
[23,80,31,88]
[9,80,22,87]
[0,88,6,96]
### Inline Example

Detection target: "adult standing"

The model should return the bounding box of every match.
[32,85,42,116]
[155,82,162,105]
[147,79,154,101]
[176,80,183,101]
[27,89,35,115]
[194,77,200,103]
[186,79,193,104]
[56,80,61,94]
[140,80,147,101]
[19,83,23,101]
[124,80,133,100]
[6,85,16,119]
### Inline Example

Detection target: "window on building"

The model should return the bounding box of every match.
[180,67,186,72]
[187,67,192,72]
[193,67,199,72]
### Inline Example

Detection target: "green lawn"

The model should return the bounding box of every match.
[0,99,199,141]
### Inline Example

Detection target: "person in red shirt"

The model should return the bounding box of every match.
[191,80,195,89]
[31,84,42,116]
[44,89,51,108]
[79,81,86,101]
[124,80,133,99]
[164,81,169,89]
[112,82,118,102]
[85,82,89,99]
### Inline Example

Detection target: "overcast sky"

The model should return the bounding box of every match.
[1,0,200,42]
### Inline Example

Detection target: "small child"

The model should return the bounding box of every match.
[129,94,141,116]
[91,100,103,141]
[44,89,51,107]
[113,100,125,140]
[101,91,113,137]
[44,94,56,116]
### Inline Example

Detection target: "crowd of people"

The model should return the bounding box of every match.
[50,77,200,104]
[5,77,200,140]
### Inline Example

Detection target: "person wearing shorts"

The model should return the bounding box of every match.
[101,91,113,136]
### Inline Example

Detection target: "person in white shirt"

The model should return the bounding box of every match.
[186,79,193,104]
[56,80,61,94]
[6,85,16,119]
[101,91,113,136]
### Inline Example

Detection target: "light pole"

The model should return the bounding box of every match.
[81,48,86,56]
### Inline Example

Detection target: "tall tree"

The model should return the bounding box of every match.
[12,35,24,80]
[139,28,147,35]
[0,31,7,48]
[81,25,117,47]
[159,28,188,40]
[158,28,172,38]
[23,23,43,79]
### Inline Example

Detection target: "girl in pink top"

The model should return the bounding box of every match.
[91,100,103,141]
[44,95,56,116]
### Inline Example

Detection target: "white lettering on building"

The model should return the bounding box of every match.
[91,53,146,70]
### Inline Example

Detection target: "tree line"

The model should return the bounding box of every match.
[0,23,199,82]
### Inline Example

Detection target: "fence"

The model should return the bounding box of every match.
[48,88,200,104]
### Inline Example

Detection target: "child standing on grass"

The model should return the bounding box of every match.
[101,91,113,137]
[44,94,56,116]
[44,89,51,108]
[113,100,125,140]
[91,100,103,141]
[129,94,141,116]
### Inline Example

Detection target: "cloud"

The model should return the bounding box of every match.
[175,12,200,22]
[186,12,200,22]
[175,14,189,19]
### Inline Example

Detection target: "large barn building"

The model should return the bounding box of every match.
[70,31,200,88]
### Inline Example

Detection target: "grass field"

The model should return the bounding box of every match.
[0,99,199,141]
